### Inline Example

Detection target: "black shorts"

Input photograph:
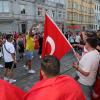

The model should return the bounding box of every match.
[5,62,14,69]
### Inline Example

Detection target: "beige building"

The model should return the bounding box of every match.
[66,0,95,31]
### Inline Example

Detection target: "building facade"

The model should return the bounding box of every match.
[93,0,100,30]
[0,0,66,33]
[66,0,95,31]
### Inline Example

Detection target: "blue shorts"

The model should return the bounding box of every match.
[26,51,33,60]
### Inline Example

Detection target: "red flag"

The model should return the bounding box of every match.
[42,14,72,60]
[0,80,25,100]
[40,14,73,80]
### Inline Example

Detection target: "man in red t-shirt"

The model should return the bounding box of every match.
[24,55,85,100]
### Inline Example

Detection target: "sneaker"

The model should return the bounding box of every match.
[9,79,16,84]
[23,65,28,70]
[0,64,3,68]
[28,70,36,74]
[39,55,41,59]
[4,77,9,81]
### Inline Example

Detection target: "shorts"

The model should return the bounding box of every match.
[26,51,33,60]
[5,62,14,69]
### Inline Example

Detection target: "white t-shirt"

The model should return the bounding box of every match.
[75,35,81,43]
[3,41,15,62]
[77,50,100,86]
[82,46,88,56]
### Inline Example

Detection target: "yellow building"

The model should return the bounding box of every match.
[66,0,95,31]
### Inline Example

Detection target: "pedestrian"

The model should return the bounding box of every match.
[38,32,43,58]
[17,34,24,61]
[68,33,75,44]
[34,34,39,51]
[2,34,17,83]
[72,37,100,100]
[75,32,81,44]
[23,23,36,74]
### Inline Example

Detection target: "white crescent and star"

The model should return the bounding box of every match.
[46,36,55,55]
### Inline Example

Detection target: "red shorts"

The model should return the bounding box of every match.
[92,78,100,100]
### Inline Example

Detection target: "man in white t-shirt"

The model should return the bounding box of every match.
[72,37,100,100]
[75,33,81,44]
[2,34,17,84]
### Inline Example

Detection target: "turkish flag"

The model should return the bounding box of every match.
[0,80,25,100]
[40,14,73,80]
[42,14,72,60]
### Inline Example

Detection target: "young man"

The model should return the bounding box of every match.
[23,23,35,74]
[2,34,17,83]
[24,55,85,100]
[72,37,100,100]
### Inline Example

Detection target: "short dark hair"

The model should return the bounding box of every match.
[6,34,13,40]
[97,39,100,46]
[41,55,60,77]
[86,31,97,38]
[86,37,98,49]
[19,34,22,36]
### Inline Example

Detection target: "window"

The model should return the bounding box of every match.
[68,1,72,9]
[58,11,62,18]
[97,5,98,11]
[99,6,100,11]
[0,1,9,12]
[0,1,2,12]
[48,0,55,2]
[52,10,55,18]
[63,12,65,19]
[20,5,25,14]
[59,0,65,4]
[21,24,26,33]
[95,5,96,10]
[38,7,43,16]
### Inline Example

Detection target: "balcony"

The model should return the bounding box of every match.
[35,0,45,4]
[56,3,64,9]
[0,13,14,21]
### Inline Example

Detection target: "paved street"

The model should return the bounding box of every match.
[0,50,77,92]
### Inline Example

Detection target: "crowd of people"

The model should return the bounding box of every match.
[0,24,43,84]
[0,23,100,100]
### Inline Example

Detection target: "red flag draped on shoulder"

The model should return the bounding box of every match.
[42,13,73,60]
[0,80,25,100]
